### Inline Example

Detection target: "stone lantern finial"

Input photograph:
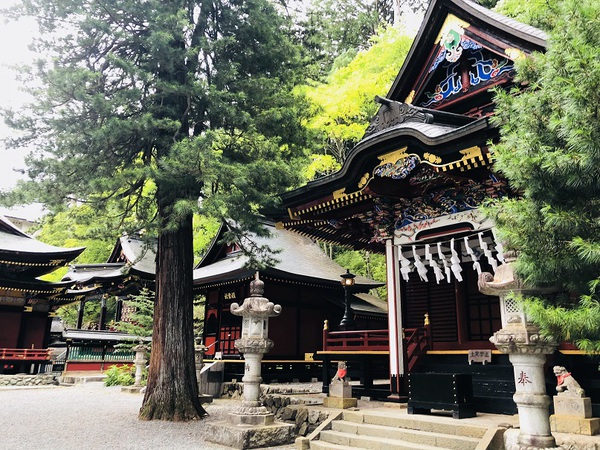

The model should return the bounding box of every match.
[250,271,264,296]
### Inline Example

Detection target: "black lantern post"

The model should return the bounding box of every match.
[339,269,357,330]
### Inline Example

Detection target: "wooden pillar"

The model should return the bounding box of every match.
[115,297,123,322]
[386,239,405,399]
[76,299,85,329]
[98,295,107,330]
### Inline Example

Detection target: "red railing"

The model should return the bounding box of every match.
[322,322,431,371]
[404,327,430,372]
[322,328,390,351]
[0,348,51,361]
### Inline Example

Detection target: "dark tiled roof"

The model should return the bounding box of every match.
[194,224,383,291]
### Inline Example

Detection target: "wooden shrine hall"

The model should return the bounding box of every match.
[0,215,84,374]
[194,221,386,383]
[268,0,599,414]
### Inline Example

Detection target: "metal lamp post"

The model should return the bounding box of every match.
[339,269,357,330]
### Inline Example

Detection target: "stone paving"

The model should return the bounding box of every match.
[0,381,298,450]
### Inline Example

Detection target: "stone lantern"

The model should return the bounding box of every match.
[207,273,293,449]
[229,272,282,420]
[479,251,562,450]
[132,343,147,387]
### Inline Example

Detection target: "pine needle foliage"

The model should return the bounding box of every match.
[1,0,310,421]
[488,0,600,352]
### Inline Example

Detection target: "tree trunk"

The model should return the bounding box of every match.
[139,207,206,421]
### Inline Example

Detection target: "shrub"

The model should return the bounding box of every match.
[104,365,135,386]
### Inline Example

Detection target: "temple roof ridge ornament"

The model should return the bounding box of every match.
[365,97,434,137]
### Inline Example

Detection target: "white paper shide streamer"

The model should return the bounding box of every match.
[450,238,463,282]
[398,246,412,282]
[425,243,444,284]
[478,232,497,272]
[464,236,481,275]
[412,245,428,282]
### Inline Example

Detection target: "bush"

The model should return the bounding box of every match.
[104,365,135,386]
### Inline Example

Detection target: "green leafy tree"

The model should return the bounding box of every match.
[488,0,600,352]
[299,0,387,78]
[117,289,155,339]
[334,249,386,298]
[304,27,413,162]
[2,0,308,421]
[494,0,559,31]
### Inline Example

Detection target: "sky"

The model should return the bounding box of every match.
[0,2,45,220]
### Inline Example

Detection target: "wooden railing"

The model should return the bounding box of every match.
[321,317,432,371]
[322,324,390,351]
[0,348,51,361]
[404,326,430,372]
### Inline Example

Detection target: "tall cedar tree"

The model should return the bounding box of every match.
[489,0,600,351]
[2,0,308,420]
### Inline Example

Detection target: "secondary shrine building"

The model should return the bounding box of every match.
[268,0,599,415]
[0,216,84,373]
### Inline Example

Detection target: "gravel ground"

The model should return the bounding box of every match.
[0,383,298,450]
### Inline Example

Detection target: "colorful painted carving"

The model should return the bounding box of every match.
[359,175,507,243]
[423,40,513,107]
[373,155,419,180]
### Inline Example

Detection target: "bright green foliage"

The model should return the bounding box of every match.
[489,0,600,351]
[334,249,387,298]
[304,27,413,162]
[104,364,145,387]
[302,154,342,181]
[494,0,559,31]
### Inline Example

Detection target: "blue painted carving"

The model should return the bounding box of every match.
[373,155,420,180]
[420,44,513,107]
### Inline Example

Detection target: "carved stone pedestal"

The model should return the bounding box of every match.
[324,362,357,409]
[551,392,600,435]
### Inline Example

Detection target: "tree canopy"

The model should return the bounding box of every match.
[2,0,310,421]
[304,27,413,162]
[489,0,600,352]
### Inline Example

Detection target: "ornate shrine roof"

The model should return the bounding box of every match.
[268,0,546,253]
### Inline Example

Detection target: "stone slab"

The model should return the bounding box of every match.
[553,396,592,418]
[550,414,600,436]
[205,420,294,449]
[228,413,275,426]
[329,382,352,398]
[120,386,144,394]
[323,396,357,409]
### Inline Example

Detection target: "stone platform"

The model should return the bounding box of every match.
[205,420,294,449]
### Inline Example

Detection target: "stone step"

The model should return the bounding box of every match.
[317,429,452,450]
[332,420,480,450]
[343,409,487,438]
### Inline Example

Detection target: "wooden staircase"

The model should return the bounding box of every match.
[307,409,503,450]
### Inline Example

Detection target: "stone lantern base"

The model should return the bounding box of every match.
[206,419,294,449]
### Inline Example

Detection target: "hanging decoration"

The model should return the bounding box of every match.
[437,242,452,282]
[412,246,429,282]
[396,230,507,284]
[425,243,445,284]
[399,248,412,282]
[479,232,497,272]
[450,238,464,282]
[463,236,481,275]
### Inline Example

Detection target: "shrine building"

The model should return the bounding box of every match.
[0,215,84,373]
[267,0,599,414]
